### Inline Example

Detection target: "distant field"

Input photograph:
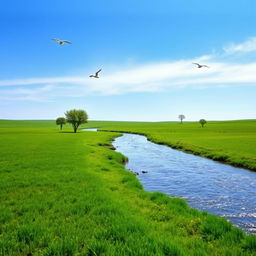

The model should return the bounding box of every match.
[85,119,256,171]
[0,120,256,255]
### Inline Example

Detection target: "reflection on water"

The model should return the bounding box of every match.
[81,128,98,131]
[113,133,256,234]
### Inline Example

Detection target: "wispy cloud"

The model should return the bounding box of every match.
[1,38,256,102]
[0,85,55,102]
[223,37,256,54]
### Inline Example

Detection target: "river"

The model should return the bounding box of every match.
[84,129,256,234]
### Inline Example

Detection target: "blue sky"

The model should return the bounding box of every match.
[1,0,256,121]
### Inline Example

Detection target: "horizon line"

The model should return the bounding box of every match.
[0,118,255,122]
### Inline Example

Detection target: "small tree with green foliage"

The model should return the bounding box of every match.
[56,117,66,130]
[65,109,88,133]
[178,114,185,124]
[199,119,207,128]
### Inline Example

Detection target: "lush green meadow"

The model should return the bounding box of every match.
[0,120,256,255]
[87,119,256,171]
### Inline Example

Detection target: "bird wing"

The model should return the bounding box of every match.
[63,40,72,44]
[192,63,200,66]
[202,65,209,68]
[51,38,59,42]
[95,69,102,76]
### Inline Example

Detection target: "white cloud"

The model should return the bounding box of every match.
[1,37,256,102]
[0,77,86,87]
[0,85,55,102]
[224,37,256,54]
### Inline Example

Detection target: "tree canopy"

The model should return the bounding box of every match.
[199,119,207,128]
[65,109,88,133]
[178,114,185,124]
[56,117,66,130]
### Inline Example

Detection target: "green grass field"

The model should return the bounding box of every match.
[0,120,256,255]
[86,119,256,171]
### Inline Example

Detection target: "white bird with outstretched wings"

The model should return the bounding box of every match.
[52,38,72,45]
[89,69,102,78]
[192,63,209,68]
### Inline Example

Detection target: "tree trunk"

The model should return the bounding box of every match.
[72,123,80,133]
[60,124,63,130]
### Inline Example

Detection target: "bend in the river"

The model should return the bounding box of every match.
[83,128,256,234]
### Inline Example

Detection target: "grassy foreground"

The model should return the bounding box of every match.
[87,119,256,171]
[0,120,256,256]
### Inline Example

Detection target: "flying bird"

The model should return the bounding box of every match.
[192,63,209,68]
[89,69,102,78]
[51,38,72,45]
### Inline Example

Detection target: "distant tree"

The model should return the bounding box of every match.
[199,119,207,128]
[56,117,66,130]
[65,109,88,133]
[178,114,185,124]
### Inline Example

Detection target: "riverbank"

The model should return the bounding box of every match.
[1,120,256,255]
[112,132,256,234]
[85,120,256,171]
